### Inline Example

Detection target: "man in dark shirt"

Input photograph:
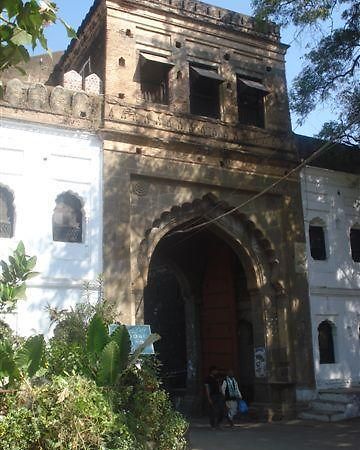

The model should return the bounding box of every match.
[204,366,225,429]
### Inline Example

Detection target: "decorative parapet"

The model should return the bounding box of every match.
[63,70,82,91]
[0,74,102,129]
[130,0,279,39]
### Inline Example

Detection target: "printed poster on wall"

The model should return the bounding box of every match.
[254,346,266,378]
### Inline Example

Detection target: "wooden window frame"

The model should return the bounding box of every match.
[189,64,224,119]
[237,76,268,128]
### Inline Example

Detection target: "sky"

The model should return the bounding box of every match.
[36,0,337,138]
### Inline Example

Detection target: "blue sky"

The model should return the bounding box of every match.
[38,0,336,138]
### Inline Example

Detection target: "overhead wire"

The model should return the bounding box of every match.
[165,139,336,241]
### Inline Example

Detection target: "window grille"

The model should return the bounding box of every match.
[0,187,14,239]
[53,193,83,243]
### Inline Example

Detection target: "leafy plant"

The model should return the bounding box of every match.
[0,1,76,73]
[0,334,45,388]
[0,301,186,450]
[0,241,38,313]
[0,374,135,450]
[86,314,160,387]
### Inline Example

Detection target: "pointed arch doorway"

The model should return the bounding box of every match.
[144,224,256,408]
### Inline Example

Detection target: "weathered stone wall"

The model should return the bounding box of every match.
[101,137,314,408]
[94,0,314,410]
[103,0,291,136]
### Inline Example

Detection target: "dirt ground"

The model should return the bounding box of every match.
[188,418,360,450]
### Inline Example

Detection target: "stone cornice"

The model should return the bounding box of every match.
[103,101,297,158]
[108,0,280,41]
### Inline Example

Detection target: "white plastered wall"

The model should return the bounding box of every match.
[0,118,103,337]
[301,166,360,389]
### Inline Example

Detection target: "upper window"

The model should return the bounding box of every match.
[52,192,83,243]
[189,64,224,119]
[237,76,268,128]
[350,226,360,262]
[0,186,14,239]
[318,320,336,364]
[140,53,174,105]
[309,220,327,260]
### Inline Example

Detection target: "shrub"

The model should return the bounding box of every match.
[0,374,136,450]
[1,302,188,450]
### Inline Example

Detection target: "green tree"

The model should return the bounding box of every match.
[252,0,360,146]
[0,0,76,73]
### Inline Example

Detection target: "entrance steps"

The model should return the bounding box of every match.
[299,389,360,422]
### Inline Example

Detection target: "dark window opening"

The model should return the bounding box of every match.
[350,228,360,262]
[189,64,224,119]
[140,53,174,105]
[0,187,14,239]
[237,76,268,128]
[309,224,327,260]
[318,321,335,364]
[53,193,83,243]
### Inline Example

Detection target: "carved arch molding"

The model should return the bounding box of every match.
[137,193,284,295]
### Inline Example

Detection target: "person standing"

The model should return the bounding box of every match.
[221,369,242,427]
[204,366,225,429]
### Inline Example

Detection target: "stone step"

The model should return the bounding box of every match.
[299,410,346,422]
[310,400,348,413]
[318,392,352,403]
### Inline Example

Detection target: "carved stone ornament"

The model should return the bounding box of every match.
[85,73,102,95]
[4,79,25,106]
[72,91,92,119]
[132,182,149,197]
[28,83,48,110]
[63,70,82,91]
[50,85,72,115]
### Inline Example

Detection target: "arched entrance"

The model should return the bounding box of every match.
[137,194,290,415]
[144,225,256,407]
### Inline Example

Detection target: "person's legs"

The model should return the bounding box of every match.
[226,400,237,425]
[213,394,225,428]
[208,397,217,428]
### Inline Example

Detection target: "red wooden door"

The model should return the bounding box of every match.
[201,240,238,377]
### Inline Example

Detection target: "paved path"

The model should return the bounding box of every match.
[189,418,360,450]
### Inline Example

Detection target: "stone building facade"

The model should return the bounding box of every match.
[0,0,318,418]
[49,0,315,417]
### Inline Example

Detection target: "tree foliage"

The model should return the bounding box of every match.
[253,0,360,145]
[0,0,76,73]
